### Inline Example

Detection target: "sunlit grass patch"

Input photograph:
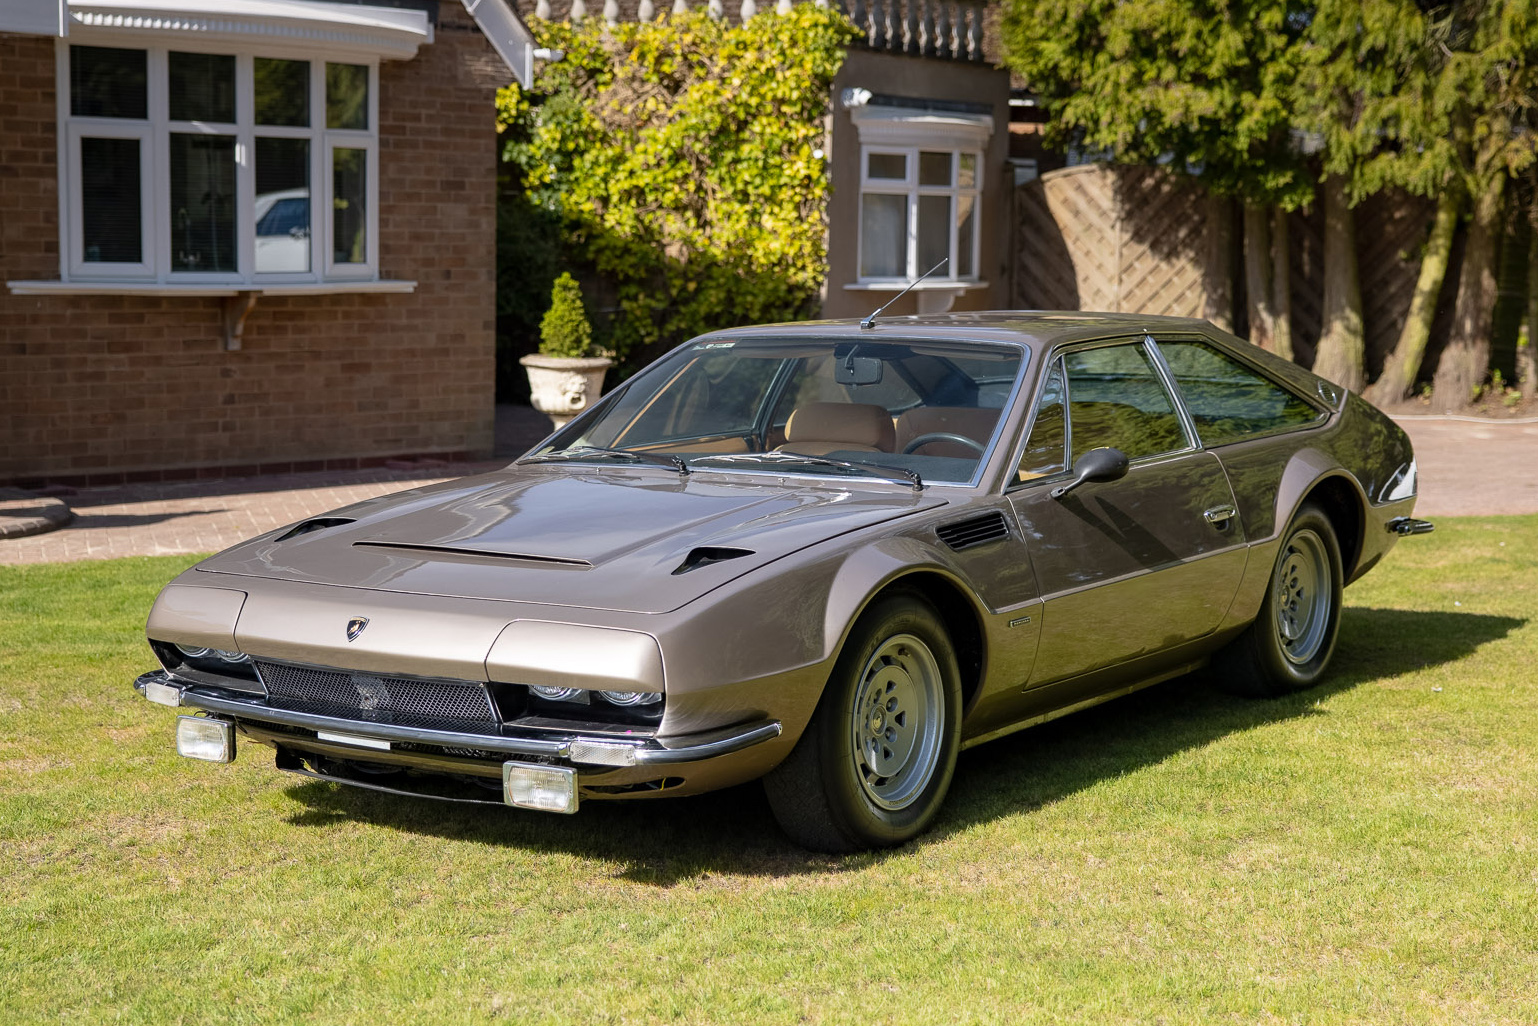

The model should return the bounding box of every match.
[2,520,1536,1024]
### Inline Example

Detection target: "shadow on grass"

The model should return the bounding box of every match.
[280,606,1523,882]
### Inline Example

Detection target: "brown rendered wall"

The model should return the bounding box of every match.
[821,49,1011,320]
[0,5,505,486]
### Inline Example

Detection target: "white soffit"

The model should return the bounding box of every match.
[0,0,67,35]
[459,0,533,86]
[850,106,995,150]
[67,0,432,59]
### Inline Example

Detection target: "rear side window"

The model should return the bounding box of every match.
[1159,341,1321,446]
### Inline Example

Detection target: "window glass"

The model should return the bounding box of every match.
[955,194,975,278]
[81,137,141,262]
[860,194,907,278]
[1159,340,1321,445]
[70,47,146,119]
[255,138,310,273]
[917,194,950,273]
[867,153,906,180]
[563,339,1024,483]
[621,352,784,444]
[958,153,977,188]
[170,134,237,272]
[1018,361,1066,479]
[168,52,235,123]
[918,151,951,186]
[326,63,369,130]
[332,148,367,264]
[1065,343,1186,461]
[255,58,309,127]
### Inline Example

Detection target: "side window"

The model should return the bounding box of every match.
[1159,340,1323,445]
[1017,361,1066,480]
[1064,343,1187,461]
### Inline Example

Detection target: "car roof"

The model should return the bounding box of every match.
[698,311,1217,350]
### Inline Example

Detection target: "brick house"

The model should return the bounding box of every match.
[0,0,536,486]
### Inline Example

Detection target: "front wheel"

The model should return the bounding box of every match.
[1217,503,1344,697]
[764,592,962,852]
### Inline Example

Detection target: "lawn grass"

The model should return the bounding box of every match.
[2,519,1536,1025]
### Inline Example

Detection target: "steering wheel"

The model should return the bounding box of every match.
[901,432,986,455]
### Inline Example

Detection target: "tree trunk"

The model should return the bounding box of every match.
[1313,175,1366,392]
[1433,175,1507,410]
[1203,193,1234,332]
[1243,203,1275,351]
[1523,199,1538,400]
[1271,207,1293,362]
[1365,190,1460,405]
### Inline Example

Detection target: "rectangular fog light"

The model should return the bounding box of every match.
[176,716,235,763]
[502,761,578,814]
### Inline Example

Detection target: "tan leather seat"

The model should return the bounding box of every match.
[778,402,896,455]
[894,407,999,458]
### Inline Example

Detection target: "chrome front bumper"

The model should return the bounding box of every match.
[133,670,782,769]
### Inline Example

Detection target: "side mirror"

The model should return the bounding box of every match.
[1050,446,1129,500]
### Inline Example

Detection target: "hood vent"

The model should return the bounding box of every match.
[278,517,355,541]
[672,546,755,575]
[936,512,1009,551]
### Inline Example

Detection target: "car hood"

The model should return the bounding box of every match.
[194,467,946,614]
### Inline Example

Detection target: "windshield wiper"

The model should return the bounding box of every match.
[692,451,922,489]
[518,445,688,475]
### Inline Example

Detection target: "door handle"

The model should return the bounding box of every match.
[1203,504,1237,527]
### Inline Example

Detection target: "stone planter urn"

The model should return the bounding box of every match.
[520,353,613,430]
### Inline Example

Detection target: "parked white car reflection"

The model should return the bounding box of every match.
[254,189,309,273]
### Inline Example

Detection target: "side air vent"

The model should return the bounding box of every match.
[672,546,755,575]
[277,517,355,541]
[936,512,1009,551]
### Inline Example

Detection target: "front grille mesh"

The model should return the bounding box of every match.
[256,661,496,726]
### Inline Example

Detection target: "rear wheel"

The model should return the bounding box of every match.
[764,592,961,852]
[1217,504,1343,697]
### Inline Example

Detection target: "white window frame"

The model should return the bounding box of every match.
[56,38,382,286]
[847,105,994,289]
[857,146,983,285]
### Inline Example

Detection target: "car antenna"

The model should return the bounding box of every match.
[859,258,948,330]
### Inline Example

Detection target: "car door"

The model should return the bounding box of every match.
[1006,336,1249,687]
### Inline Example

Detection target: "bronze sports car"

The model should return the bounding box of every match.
[135,313,1430,851]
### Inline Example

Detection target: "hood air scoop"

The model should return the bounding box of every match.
[672,546,755,575]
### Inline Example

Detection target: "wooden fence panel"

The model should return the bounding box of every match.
[1012,164,1446,376]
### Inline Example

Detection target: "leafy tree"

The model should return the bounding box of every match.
[1000,0,1313,357]
[498,6,855,372]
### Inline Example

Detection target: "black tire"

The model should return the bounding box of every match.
[763,591,962,853]
[1216,503,1344,697]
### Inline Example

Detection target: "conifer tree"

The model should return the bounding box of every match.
[1000,0,1312,354]
[539,272,596,359]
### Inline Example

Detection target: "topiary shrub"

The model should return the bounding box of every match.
[539,272,598,359]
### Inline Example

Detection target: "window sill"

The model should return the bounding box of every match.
[843,279,989,315]
[5,279,417,297]
[842,280,990,292]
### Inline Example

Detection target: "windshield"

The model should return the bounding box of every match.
[527,336,1027,485]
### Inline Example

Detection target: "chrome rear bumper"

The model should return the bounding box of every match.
[133,670,781,769]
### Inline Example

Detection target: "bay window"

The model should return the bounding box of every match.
[61,41,380,285]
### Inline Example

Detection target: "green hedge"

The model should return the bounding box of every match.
[496,5,856,375]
